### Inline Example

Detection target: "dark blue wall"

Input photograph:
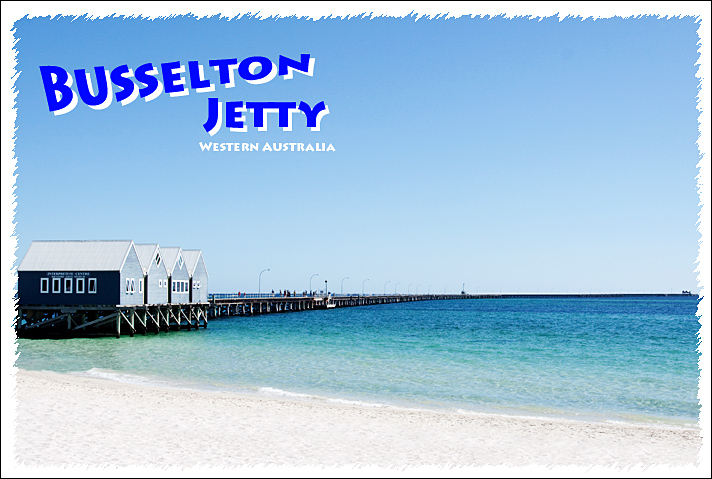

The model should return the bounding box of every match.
[18,271,120,306]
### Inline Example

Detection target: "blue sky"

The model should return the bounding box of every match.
[11,13,702,294]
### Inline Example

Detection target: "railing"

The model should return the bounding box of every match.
[208,292,449,300]
[209,292,328,300]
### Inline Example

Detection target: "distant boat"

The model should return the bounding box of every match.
[682,290,692,295]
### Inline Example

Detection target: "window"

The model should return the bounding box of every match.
[130,278,135,294]
[178,254,183,269]
[52,278,61,293]
[138,279,143,294]
[197,280,201,289]
[126,278,130,293]
[76,277,85,293]
[172,281,176,292]
[40,278,49,293]
[88,278,97,293]
[64,277,72,293]
[155,252,161,267]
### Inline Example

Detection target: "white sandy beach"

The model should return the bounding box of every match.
[11,369,701,468]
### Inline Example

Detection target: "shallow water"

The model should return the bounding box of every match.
[15,297,701,426]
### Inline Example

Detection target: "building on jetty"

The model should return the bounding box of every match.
[134,243,169,305]
[16,240,209,338]
[161,247,190,304]
[182,249,209,303]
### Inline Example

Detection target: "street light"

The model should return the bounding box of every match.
[408,283,413,294]
[325,280,328,294]
[395,282,400,294]
[362,279,370,295]
[309,273,319,294]
[384,281,390,294]
[341,277,349,294]
[258,268,270,294]
[416,284,421,294]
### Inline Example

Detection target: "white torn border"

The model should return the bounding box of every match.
[1,2,709,478]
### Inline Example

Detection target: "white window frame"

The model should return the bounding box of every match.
[52,278,61,293]
[178,255,183,269]
[76,277,85,293]
[130,278,135,294]
[88,278,97,294]
[155,252,161,267]
[138,278,143,294]
[126,278,130,293]
[64,277,72,294]
[197,280,201,289]
[172,281,176,292]
[40,278,49,293]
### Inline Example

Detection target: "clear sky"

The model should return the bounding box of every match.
[10,10,703,294]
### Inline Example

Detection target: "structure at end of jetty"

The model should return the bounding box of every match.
[15,240,209,338]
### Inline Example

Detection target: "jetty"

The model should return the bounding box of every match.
[15,292,694,339]
[206,291,694,318]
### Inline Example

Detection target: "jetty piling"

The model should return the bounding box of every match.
[16,302,209,339]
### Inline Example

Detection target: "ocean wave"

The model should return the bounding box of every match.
[256,386,428,411]
[68,368,201,391]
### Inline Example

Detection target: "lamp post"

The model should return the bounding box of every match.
[416,284,421,294]
[395,282,400,294]
[258,268,270,294]
[309,274,319,294]
[325,280,328,295]
[384,281,390,294]
[362,279,370,295]
[408,283,413,294]
[341,277,349,294]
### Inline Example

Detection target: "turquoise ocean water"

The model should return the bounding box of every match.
[15,297,701,427]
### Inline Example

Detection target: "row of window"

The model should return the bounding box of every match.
[38,276,200,295]
[170,280,201,292]
[125,278,143,295]
[173,280,189,293]
[40,277,97,294]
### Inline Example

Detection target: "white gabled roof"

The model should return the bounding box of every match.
[134,244,160,275]
[160,247,182,275]
[18,240,135,272]
[181,250,202,276]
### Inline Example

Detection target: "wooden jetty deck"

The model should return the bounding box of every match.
[208,293,460,317]
[207,292,694,318]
